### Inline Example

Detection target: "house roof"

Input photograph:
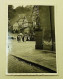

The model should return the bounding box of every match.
[26,12,32,23]
[10,13,32,26]
[10,14,25,26]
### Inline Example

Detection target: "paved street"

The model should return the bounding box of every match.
[8,34,56,73]
[8,54,50,73]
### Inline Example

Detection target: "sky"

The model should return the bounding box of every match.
[12,4,27,9]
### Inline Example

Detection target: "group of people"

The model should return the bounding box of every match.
[17,33,30,42]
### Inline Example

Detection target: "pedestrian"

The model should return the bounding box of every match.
[24,34,27,42]
[19,33,23,42]
[27,36,28,41]
[17,35,20,42]
[22,35,24,42]
[28,35,30,41]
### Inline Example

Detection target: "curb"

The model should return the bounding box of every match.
[11,54,56,73]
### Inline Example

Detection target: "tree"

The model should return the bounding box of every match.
[8,5,16,20]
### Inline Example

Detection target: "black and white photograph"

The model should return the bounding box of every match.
[7,5,57,75]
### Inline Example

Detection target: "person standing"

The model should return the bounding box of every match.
[19,33,23,42]
[22,35,24,42]
[24,34,27,42]
[17,35,20,42]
